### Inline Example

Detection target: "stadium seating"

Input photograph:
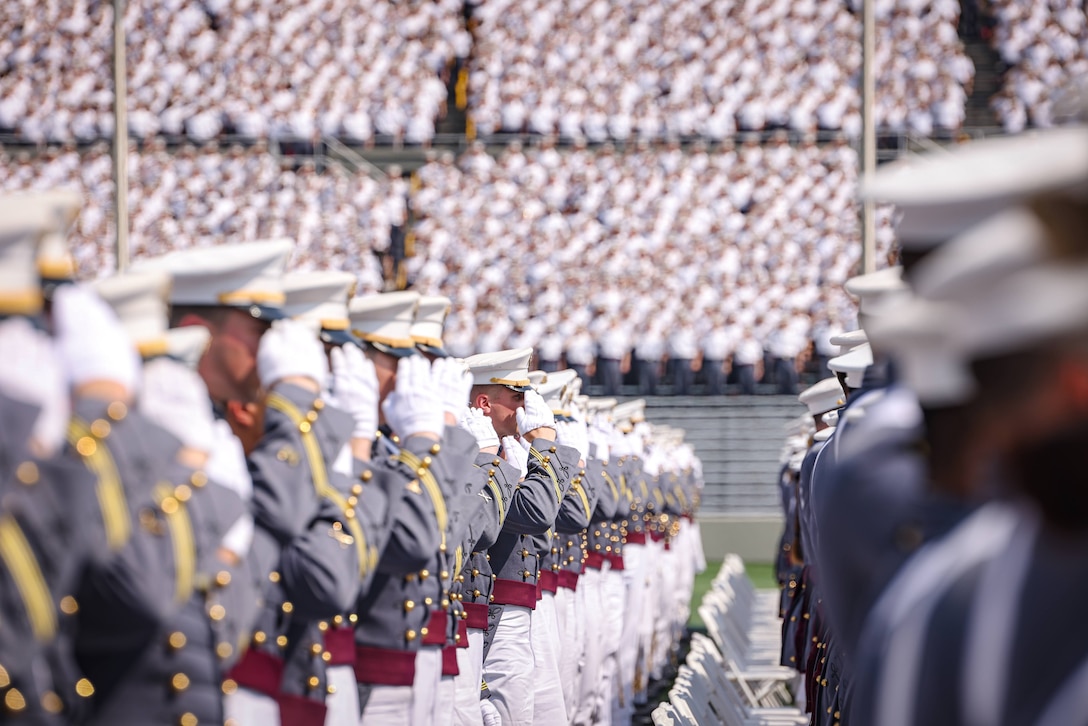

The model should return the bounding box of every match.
[652,555,806,725]
[466,0,972,138]
[986,0,1088,132]
[0,0,467,144]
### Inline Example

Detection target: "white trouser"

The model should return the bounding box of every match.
[453,629,485,726]
[532,591,567,724]
[597,564,626,726]
[614,544,648,724]
[554,585,583,720]
[653,545,679,679]
[223,687,279,726]
[325,664,361,726]
[411,646,442,726]
[359,684,412,726]
[574,568,604,726]
[436,672,456,726]
[482,604,534,726]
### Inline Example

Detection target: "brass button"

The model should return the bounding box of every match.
[15,461,38,485]
[217,642,233,659]
[276,635,289,648]
[75,679,95,697]
[168,631,187,650]
[4,689,25,712]
[107,401,128,420]
[60,595,78,615]
[308,676,320,689]
[222,679,238,695]
[406,629,417,642]
[404,600,416,612]
[419,569,429,580]
[208,605,226,621]
[254,631,267,645]
[215,571,231,587]
[171,673,190,693]
[282,601,294,614]
[174,484,192,502]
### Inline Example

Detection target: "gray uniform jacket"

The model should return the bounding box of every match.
[0,394,97,725]
[488,441,579,609]
[353,426,478,677]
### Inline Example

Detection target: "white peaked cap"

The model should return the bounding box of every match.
[910,204,1088,362]
[829,329,868,355]
[866,299,976,407]
[348,291,420,355]
[282,270,356,345]
[132,239,293,321]
[537,368,579,409]
[798,377,846,416]
[828,343,873,389]
[465,347,534,390]
[410,295,452,352]
[94,271,173,357]
[0,193,56,315]
[35,189,82,281]
[860,126,1088,249]
[845,267,910,317]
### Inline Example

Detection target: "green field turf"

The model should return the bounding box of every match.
[688,559,777,629]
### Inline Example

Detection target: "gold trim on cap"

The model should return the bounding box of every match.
[37,257,76,279]
[0,290,43,316]
[217,290,286,306]
[137,338,170,359]
[353,330,416,348]
[490,377,531,387]
[320,318,350,331]
[411,335,444,348]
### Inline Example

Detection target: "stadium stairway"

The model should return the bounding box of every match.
[635,396,801,515]
[963,38,1004,128]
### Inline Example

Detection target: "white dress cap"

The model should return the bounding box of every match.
[909,205,1088,362]
[845,267,910,317]
[410,295,452,356]
[93,270,173,357]
[464,347,534,391]
[860,125,1088,249]
[829,329,868,355]
[866,298,976,407]
[798,377,846,416]
[132,239,293,321]
[282,270,356,346]
[0,193,57,315]
[348,291,421,357]
[34,189,82,282]
[536,368,579,410]
[828,343,873,389]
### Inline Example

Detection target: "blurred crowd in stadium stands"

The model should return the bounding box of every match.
[0,135,894,394]
[468,0,971,138]
[0,0,1078,393]
[0,0,1083,142]
[0,0,467,144]
[986,0,1088,132]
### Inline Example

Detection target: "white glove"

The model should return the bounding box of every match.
[140,357,215,453]
[327,345,379,439]
[480,699,502,726]
[433,357,472,421]
[205,419,253,502]
[0,317,68,457]
[515,389,555,436]
[610,430,632,459]
[459,407,499,451]
[53,283,141,395]
[556,418,589,462]
[381,355,444,439]
[257,318,328,391]
[501,435,528,478]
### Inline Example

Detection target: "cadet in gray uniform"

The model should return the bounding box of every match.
[346,292,479,726]
[465,348,579,726]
